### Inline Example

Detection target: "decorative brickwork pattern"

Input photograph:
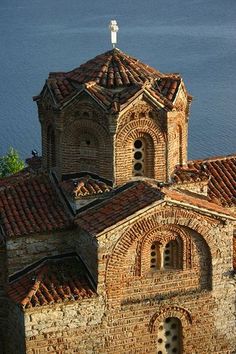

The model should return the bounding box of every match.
[61,115,112,179]
[105,206,217,289]
[136,225,192,276]
[115,111,166,183]
[149,306,192,333]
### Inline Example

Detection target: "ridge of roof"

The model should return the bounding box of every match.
[76,180,163,235]
[60,174,112,199]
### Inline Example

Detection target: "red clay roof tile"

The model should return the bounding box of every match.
[173,154,236,207]
[0,173,73,238]
[36,49,182,112]
[8,255,95,308]
[162,188,235,217]
[60,175,112,199]
[76,179,235,236]
[76,181,162,235]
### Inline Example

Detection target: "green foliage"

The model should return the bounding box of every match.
[0,147,25,178]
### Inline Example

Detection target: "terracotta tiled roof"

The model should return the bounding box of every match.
[8,255,95,308]
[172,167,209,184]
[60,175,112,199]
[162,188,235,218]
[76,180,163,235]
[76,179,235,236]
[36,49,182,112]
[65,48,162,88]
[0,173,72,238]
[0,168,31,188]
[173,154,236,207]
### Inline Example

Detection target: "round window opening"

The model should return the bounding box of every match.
[85,140,91,146]
[134,139,142,149]
[134,162,142,171]
[134,151,142,160]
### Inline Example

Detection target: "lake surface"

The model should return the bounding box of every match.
[0,0,236,161]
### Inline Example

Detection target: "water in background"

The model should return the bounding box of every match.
[0,0,236,160]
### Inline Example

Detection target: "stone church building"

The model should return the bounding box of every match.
[0,47,235,353]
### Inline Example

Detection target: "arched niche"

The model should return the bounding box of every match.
[62,118,112,178]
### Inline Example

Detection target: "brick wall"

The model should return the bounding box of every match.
[39,95,189,185]
[18,204,236,353]
[115,101,167,184]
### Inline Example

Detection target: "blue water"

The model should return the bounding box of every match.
[0,0,236,160]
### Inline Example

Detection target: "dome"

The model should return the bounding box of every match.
[35,48,183,112]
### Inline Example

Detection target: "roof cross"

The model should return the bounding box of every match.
[109,20,119,48]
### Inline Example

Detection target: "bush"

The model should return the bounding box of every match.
[0,147,25,178]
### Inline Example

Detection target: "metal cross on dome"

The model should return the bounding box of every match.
[109,20,119,48]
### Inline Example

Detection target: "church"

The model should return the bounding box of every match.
[0,24,235,353]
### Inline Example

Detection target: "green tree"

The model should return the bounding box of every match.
[0,147,25,178]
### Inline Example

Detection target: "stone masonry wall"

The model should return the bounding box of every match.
[21,291,235,354]
[7,301,26,354]
[6,230,76,275]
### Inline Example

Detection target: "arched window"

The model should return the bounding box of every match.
[157,317,182,354]
[178,125,183,166]
[78,132,99,173]
[163,239,182,269]
[132,138,146,176]
[132,136,154,178]
[150,242,161,270]
[47,125,56,169]
[150,238,183,271]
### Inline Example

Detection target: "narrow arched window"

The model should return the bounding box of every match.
[132,135,154,178]
[47,125,56,169]
[157,317,182,354]
[150,241,161,270]
[178,125,183,166]
[78,132,99,173]
[132,139,145,176]
[163,239,182,270]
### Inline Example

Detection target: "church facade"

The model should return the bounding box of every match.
[0,48,235,353]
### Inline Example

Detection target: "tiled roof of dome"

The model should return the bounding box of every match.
[35,49,183,112]
[52,48,162,89]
